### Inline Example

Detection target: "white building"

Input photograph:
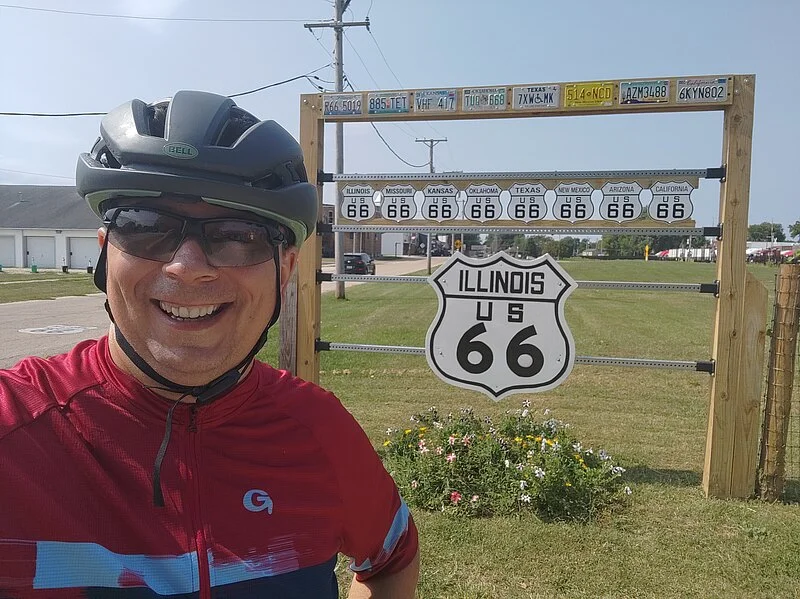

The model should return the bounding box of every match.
[0,185,101,269]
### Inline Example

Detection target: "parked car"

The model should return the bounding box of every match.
[343,252,376,275]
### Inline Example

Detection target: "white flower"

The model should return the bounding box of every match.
[522,400,531,408]
[515,463,524,471]
[572,442,582,452]
[520,493,531,503]
[624,486,632,495]
[533,467,545,480]
[411,480,419,489]
[599,449,610,461]
[504,459,510,468]
[521,409,529,418]
[543,408,550,416]
[611,466,626,475]
[385,428,393,436]
[433,421,443,429]
[519,480,528,490]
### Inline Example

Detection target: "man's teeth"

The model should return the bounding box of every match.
[159,301,221,319]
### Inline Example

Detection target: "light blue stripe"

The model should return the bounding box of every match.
[33,541,199,594]
[383,500,410,552]
[209,546,300,586]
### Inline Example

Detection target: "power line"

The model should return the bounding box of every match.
[1,64,332,116]
[368,30,403,89]
[0,4,319,23]
[370,123,427,168]
[0,167,73,180]
[343,30,381,89]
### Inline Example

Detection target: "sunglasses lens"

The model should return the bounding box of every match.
[107,208,184,262]
[105,207,281,267]
[203,221,277,267]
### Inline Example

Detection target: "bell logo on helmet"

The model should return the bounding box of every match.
[163,142,199,160]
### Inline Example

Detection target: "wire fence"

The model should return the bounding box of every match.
[784,336,800,502]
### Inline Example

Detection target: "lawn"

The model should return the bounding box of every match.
[2,259,797,597]
[258,259,796,599]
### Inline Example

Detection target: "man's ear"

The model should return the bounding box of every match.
[279,246,299,293]
[97,227,107,248]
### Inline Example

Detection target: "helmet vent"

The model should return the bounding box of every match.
[146,103,169,138]
[98,147,121,169]
[215,107,259,148]
[251,172,282,190]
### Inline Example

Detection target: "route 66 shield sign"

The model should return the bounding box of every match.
[426,251,577,400]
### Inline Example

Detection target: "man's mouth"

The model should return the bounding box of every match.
[159,301,223,320]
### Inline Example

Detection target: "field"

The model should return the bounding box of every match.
[2,260,798,597]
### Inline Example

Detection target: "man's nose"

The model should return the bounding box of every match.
[163,236,218,279]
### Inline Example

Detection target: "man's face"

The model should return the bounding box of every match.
[100,199,298,387]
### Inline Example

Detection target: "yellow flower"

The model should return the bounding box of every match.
[514,437,523,443]
[535,436,542,442]
[419,427,427,432]
[383,440,392,446]
[545,439,553,446]
[404,429,412,435]
[565,482,572,487]
[526,435,534,440]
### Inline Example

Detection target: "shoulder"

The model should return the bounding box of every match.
[0,339,104,440]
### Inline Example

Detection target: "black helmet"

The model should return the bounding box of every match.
[76,90,317,246]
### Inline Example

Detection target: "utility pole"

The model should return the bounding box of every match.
[416,137,447,273]
[305,2,369,299]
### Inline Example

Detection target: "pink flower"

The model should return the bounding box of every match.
[471,494,479,503]
[462,434,472,446]
[450,491,462,504]
[435,446,444,455]
[448,435,456,446]
[411,480,419,489]
[446,452,457,463]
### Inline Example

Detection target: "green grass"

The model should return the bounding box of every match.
[2,260,797,597]
[258,259,798,598]
[0,271,98,303]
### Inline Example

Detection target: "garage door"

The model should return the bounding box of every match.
[0,236,14,267]
[68,237,100,269]
[25,236,56,268]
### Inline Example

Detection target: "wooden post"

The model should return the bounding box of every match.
[730,270,768,497]
[704,75,757,498]
[758,264,800,500]
[280,95,324,383]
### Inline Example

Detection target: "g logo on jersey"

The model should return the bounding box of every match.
[243,489,274,514]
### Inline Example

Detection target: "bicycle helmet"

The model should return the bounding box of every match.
[76,90,317,247]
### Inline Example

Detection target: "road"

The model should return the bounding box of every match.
[0,256,446,369]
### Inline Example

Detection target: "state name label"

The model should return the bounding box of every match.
[648,181,694,223]
[413,89,457,113]
[599,182,643,222]
[553,182,594,223]
[464,184,503,222]
[462,87,507,111]
[368,91,411,114]
[676,78,729,103]
[512,85,560,110]
[421,184,459,222]
[381,184,417,222]
[341,184,376,221]
[323,93,363,116]
[508,183,547,222]
[620,80,669,104]
[426,251,577,400]
[564,82,614,107]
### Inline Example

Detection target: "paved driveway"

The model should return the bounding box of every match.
[0,256,445,368]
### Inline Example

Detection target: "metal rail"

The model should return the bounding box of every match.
[322,167,724,182]
[315,341,715,373]
[330,224,714,236]
[318,273,719,294]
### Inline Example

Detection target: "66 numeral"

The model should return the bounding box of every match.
[456,323,544,377]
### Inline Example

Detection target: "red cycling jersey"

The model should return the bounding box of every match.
[0,336,417,598]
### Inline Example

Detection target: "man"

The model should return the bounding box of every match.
[0,91,419,598]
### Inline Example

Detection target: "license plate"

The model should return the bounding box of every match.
[620,80,669,104]
[564,82,614,107]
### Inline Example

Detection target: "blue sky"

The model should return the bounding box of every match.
[1,0,798,234]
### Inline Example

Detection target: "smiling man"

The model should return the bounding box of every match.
[0,91,418,598]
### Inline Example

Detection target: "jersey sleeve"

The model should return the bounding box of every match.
[320,393,418,581]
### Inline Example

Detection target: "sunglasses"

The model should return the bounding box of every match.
[103,206,285,267]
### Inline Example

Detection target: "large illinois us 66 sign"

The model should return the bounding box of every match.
[426,252,577,400]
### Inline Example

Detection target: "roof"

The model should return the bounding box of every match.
[0,185,100,229]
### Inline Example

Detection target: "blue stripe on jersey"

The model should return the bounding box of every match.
[33,541,199,593]
[349,500,410,573]
[209,544,300,586]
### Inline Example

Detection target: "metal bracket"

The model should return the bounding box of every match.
[316,222,332,234]
[705,166,726,180]
[317,271,333,283]
[699,281,720,297]
[318,171,334,183]
[315,339,331,352]
[696,360,715,375]
[702,225,722,239]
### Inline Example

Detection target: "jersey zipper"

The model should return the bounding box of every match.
[187,405,212,599]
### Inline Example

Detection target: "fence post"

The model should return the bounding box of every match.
[758,263,800,500]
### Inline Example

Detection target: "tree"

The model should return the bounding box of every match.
[748,222,785,242]
[790,220,800,240]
